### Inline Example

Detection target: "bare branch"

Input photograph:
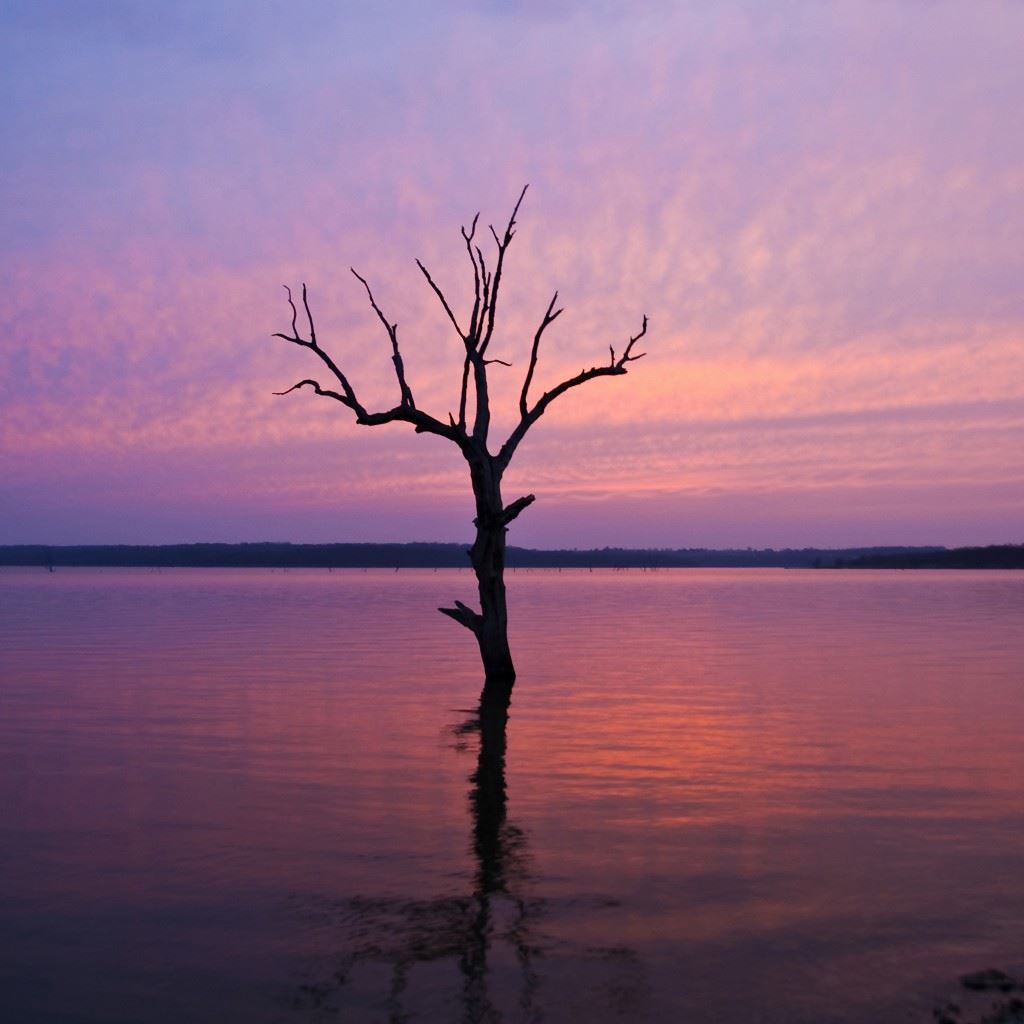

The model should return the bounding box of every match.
[273,283,468,449]
[475,245,491,337]
[461,214,482,342]
[272,286,308,348]
[439,599,482,633]
[273,283,364,409]
[519,292,563,417]
[480,184,528,356]
[273,379,348,404]
[271,331,307,346]
[349,268,416,409]
[619,314,649,364]
[465,233,503,440]
[443,220,487,432]
[301,283,317,347]
[499,185,528,245]
[415,259,465,339]
[500,494,536,526]
[389,326,415,408]
[470,351,490,442]
[284,285,299,338]
[458,354,471,431]
[349,268,387,332]
[358,405,466,443]
[274,378,463,443]
[484,357,512,367]
[498,314,649,468]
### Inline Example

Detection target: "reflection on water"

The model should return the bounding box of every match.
[289,702,645,1021]
[1,568,1023,1022]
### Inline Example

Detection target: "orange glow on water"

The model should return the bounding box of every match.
[3,569,1024,1019]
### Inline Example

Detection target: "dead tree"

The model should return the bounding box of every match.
[273,187,647,705]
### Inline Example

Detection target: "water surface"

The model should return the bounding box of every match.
[2,568,1023,1022]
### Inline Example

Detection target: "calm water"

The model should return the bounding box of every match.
[2,568,1023,1023]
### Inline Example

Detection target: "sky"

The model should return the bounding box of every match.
[1,0,1022,549]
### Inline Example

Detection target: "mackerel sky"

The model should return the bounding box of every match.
[2,1,1022,548]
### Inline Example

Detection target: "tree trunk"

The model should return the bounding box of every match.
[469,458,516,704]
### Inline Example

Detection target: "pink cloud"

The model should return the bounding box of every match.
[1,2,1022,545]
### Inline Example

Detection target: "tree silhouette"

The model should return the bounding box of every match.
[273,188,647,703]
[288,699,647,1021]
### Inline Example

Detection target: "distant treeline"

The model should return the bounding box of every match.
[840,544,1024,569]
[0,541,973,569]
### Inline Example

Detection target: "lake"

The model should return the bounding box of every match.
[2,568,1023,1022]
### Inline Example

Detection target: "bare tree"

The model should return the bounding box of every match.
[273,187,647,706]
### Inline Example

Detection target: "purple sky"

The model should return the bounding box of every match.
[1,1,1022,548]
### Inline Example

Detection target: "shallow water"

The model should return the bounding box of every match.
[1,567,1023,1022]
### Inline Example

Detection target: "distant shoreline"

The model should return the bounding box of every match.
[2,542,1022,570]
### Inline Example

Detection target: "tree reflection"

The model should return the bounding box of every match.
[290,693,644,1021]
[454,698,536,1022]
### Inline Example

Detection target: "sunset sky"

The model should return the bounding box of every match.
[2,1,1021,549]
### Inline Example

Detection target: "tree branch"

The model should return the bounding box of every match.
[461,214,482,343]
[350,269,415,409]
[458,354,472,432]
[500,494,536,526]
[470,347,489,442]
[272,284,363,410]
[273,378,466,444]
[273,378,349,404]
[415,259,465,340]
[359,405,468,443]
[498,314,648,468]
[476,246,492,331]
[301,282,318,347]
[284,284,299,338]
[438,599,482,633]
[480,184,527,356]
[438,217,486,432]
[273,283,469,449]
[519,292,563,417]
[457,186,530,444]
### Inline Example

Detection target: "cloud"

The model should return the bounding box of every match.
[1,1,1021,545]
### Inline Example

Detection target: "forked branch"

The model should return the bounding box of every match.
[272,282,465,448]
[438,599,483,633]
[520,292,564,417]
[481,185,528,355]
[498,314,648,468]
[272,284,362,410]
